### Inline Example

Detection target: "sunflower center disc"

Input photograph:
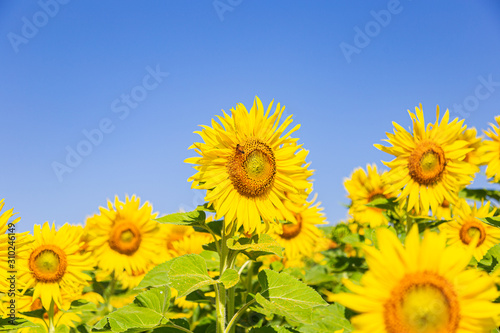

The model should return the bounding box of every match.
[459,220,486,246]
[29,245,67,282]
[408,141,446,185]
[384,272,459,333]
[227,138,276,198]
[109,222,142,255]
[280,214,303,240]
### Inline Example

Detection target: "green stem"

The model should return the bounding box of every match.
[225,299,256,333]
[47,299,55,333]
[216,226,228,333]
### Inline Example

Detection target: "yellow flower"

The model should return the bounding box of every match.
[332,226,500,333]
[375,105,477,214]
[85,195,164,275]
[460,128,484,168]
[344,164,393,227]
[480,115,500,182]
[186,96,313,234]
[270,193,326,260]
[434,198,453,220]
[440,200,500,261]
[18,223,93,311]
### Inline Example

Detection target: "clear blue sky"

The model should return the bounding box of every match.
[1,1,500,233]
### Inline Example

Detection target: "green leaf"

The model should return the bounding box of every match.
[299,303,353,333]
[194,219,223,237]
[168,254,217,297]
[480,216,500,229]
[340,233,360,246]
[304,265,337,285]
[55,325,70,333]
[93,287,171,332]
[0,318,41,332]
[196,203,216,213]
[460,188,500,203]
[136,260,173,289]
[219,268,239,288]
[255,269,328,324]
[249,327,299,333]
[364,197,397,209]
[199,250,220,270]
[152,318,191,332]
[156,210,206,225]
[227,234,283,259]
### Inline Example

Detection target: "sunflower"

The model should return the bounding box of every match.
[271,193,326,261]
[344,164,394,227]
[480,115,500,182]
[186,96,313,234]
[460,128,484,168]
[375,105,477,215]
[0,199,22,293]
[332,226,500,333]
[440,199,500,261]
[17,223,93,311]
[85,195,164,275]
[434,198,453,220]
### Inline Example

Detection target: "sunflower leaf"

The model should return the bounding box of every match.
[92,287,171,332]
[298,303,353,333]
[480,216,500,229]
[136,260,174,289]
[0,318,41,332]
[255,269,328,324]
[167,254,218,297]
[155,210,206,225]
[249,327,299,332]
[364,197,397,209]
[227,234,283,259]
[219,268,239,288]
[459,188,500,203]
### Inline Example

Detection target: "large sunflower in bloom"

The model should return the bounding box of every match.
[271,193,326,261]
[375,105,477,214]
[18,223,93,311]
[480,115,500,182]
[332,227,500,333]
[186,97,313,234]
[344,164,393,228]
[440,199,500,261]
[85,195,163,275]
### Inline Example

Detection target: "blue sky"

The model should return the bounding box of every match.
[1,1,500,233]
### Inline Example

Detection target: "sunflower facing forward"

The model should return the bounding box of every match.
[375,105,477,215]
[186,97,313,234]
[332,226,500,333]
[85,195,163,275]
[18,223,93,311]
[440,199,500,261]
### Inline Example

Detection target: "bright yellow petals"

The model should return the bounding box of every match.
[332,227,500,333]
[375,105,477,215]
[18,223,93,311]
[344,164,393,227]
[440,200,500,261]
[270,193,326,261]
[186,96,313,234]
[480,115,500,182]
[84,195,163,275]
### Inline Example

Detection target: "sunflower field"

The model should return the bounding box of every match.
[3,97,500,333]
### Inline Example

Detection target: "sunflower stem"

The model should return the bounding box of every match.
[216,224,228,333]
[47,299,55,333]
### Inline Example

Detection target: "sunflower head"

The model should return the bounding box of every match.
[375,105,477,215]
[186,97,313,235]
[332,226,500,332]
[18,223,93,311]
[84,195,163,275]
[440,199,500,261]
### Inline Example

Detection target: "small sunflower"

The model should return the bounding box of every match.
[186,96,313,234]
[271,193,326,261]
[460,128,484,168]
[480,115,500,182]
[332,226,500,333]
[344,164,393,227]
[85,195,163,275]
[18,223,93,311]
[434,198,453,220]
[375,105,477,215]
[440,199,500,261]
